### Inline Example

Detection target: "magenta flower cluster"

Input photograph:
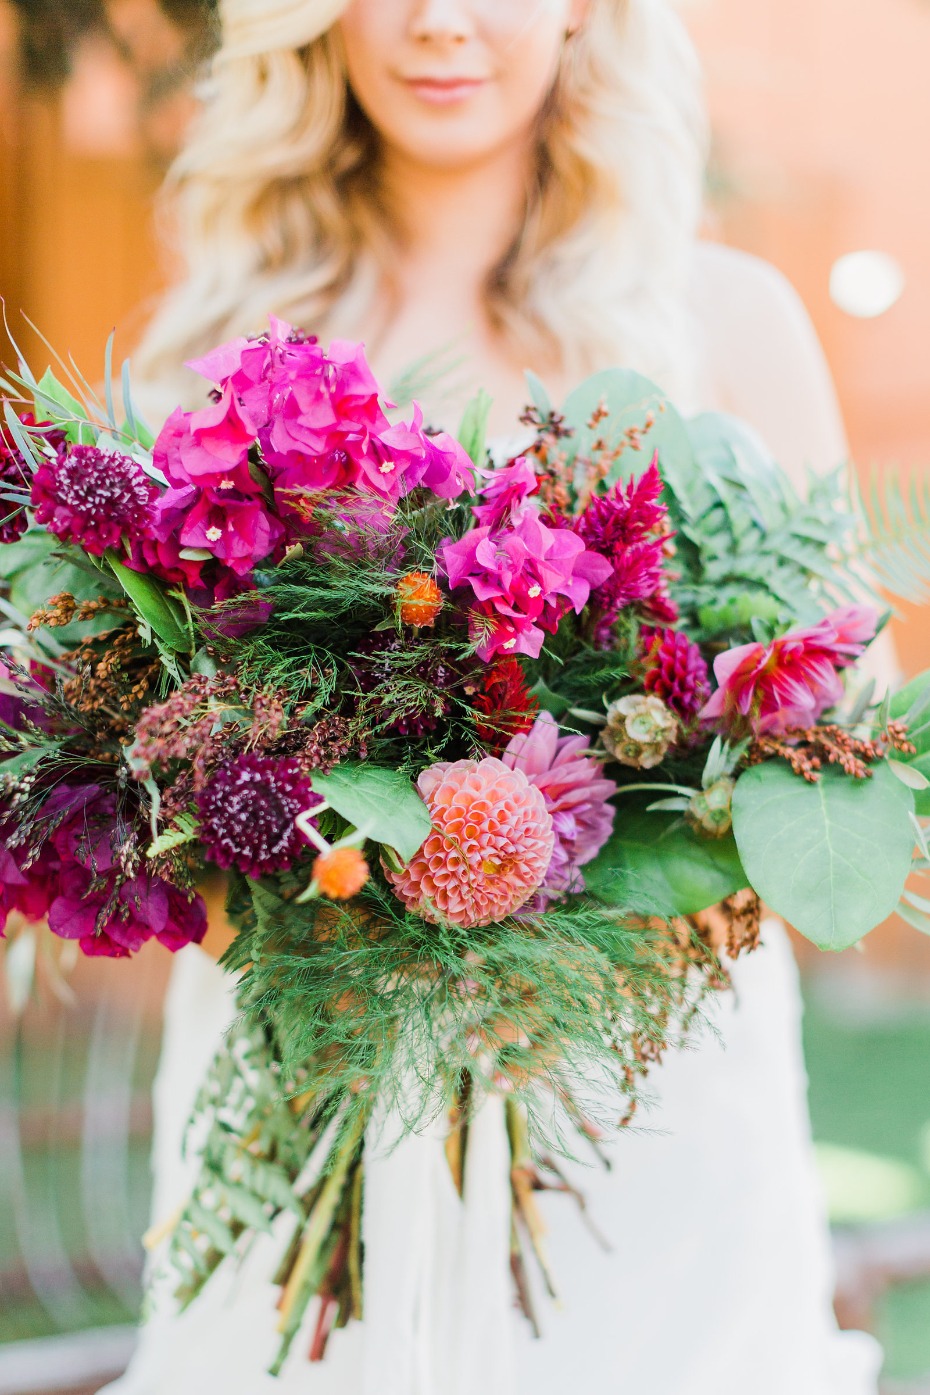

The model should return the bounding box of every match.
[503,712,617,903]
[573,454,678,645]
[0,783,206,958]
[139,318,473,603]
[441,456,612,660]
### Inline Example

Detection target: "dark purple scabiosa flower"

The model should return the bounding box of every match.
[196,753,322,878]
[31,444,158,557]
[640,626,711,723]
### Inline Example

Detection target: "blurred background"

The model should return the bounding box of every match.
[1,0,930,1390]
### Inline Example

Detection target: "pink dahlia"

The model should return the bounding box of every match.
[503,712,617,901]
[31,445,158,557]
[700,604,879,736]
[196,753,322,878]
[441,510,612,661]
[385,758,554,928]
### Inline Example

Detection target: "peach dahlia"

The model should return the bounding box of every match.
[385,757,554,928]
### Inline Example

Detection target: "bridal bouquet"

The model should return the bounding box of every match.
[2,320,929,1369]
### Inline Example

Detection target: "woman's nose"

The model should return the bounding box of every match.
[408,0,477,43]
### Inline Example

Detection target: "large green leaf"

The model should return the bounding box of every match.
[731,762,915,951]
[107,554,189,652]
[583,803,748,916]
[559,369,698,512]
[309,764,432,862]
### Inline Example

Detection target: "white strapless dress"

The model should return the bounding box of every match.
[101,919,881,1395]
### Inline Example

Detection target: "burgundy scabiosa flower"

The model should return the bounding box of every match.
[353,634,459,738]
[385,757,554,927]
[641,626,711,722]
[31,444,158,556]
[503,712,617,902]
[196,753,322,878]
[700,604,878,737]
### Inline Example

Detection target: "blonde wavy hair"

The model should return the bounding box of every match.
[136,0,709,417]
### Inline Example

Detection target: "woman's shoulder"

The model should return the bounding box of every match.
[687,241,825,391]
[686,241,847,481]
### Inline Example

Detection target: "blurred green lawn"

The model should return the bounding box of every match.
[803,994,930,1383]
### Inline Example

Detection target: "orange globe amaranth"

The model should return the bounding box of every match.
[314,847,370,899]
[397,571,444,628]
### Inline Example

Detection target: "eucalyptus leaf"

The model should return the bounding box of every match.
[33,368,92,444]
[731,762,915,951]
[890,668,930,814]
[309,764,432,862]
[583,803,748,916]
[559,369,696,508]
[107,554,190,652]
[888,759,930,791]
[456,390,492,468]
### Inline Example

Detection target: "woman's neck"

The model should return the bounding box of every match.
[379,140,532,299]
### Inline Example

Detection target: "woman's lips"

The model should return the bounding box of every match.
[402,76,487,105]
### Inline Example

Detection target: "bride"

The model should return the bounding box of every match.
[105,0,883,1390]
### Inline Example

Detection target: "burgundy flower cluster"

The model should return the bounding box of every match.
[32,445,158,557]
[137,318,474,604]
[1,414,66,544]
[0,783,205,958]
[572,454,678,647]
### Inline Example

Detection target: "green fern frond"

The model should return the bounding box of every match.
[851,465,930,604]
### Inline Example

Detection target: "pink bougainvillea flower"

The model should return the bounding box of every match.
[352,406,473,503]
[31,444,158,557]
[441,509,612,660]
[384,757,554,927]
[154,385,262,493]
[174,487,285,577]
[472,455,539,530]
[503,712,616,901]
[700,604,879,736]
